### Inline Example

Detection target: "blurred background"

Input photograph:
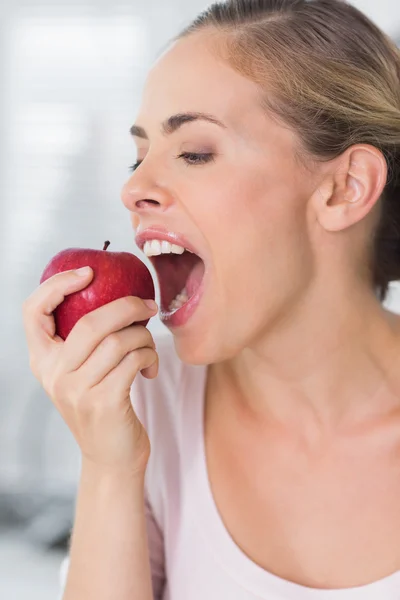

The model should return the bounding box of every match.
[0,1,400,598]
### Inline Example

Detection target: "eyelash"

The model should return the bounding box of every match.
[128,152,214,172]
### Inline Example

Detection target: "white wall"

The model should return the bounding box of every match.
[352,0,400,37]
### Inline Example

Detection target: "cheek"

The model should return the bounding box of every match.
[182,159,310,287]
[207,172,310,295]
[198,165,304,250]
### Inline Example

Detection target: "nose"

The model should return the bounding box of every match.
[121,168,173,217]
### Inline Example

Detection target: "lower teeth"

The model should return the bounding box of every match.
[168,287,188,312]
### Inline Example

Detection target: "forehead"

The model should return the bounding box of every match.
[138,32,263,133]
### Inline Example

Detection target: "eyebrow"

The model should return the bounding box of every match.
[129,112,227,140]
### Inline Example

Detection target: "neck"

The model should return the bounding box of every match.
[215,282,400,432]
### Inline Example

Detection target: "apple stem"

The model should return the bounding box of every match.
[103,241,111,251]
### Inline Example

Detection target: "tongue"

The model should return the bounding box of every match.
[153,253,205,310]
[186,259,205,299]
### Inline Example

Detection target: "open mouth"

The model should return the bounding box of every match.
[150,251,205,317]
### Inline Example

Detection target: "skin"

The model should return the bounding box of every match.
[121,31,400,588]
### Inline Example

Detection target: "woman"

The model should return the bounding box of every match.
[22,0,400,598]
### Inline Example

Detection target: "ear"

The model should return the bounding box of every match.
[312,144,387,232]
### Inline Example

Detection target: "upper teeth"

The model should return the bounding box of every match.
[143,239,190,257]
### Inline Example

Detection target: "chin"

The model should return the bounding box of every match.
[170,330,215,366]
[169,324,240,366]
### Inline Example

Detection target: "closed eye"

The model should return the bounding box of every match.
[176,152,214,166]
[129,152,214,172]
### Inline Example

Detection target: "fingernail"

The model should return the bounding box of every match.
[75,266,91,276]
[144,299,158,311]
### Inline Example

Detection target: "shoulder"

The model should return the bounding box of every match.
[130,332,184,431]
[130,332,207,529]
[130,333,186,487]
[131,332,207,440]
[130,333,187,529]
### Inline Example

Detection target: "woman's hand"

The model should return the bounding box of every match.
[22,267,158,475]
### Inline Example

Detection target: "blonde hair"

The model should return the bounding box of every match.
[174,0,400,301]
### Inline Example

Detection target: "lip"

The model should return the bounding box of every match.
[135,225,208,328]
[135,225,203,258]
[160,271,206,328]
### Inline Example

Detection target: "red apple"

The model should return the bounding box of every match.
[40,241,155,340]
